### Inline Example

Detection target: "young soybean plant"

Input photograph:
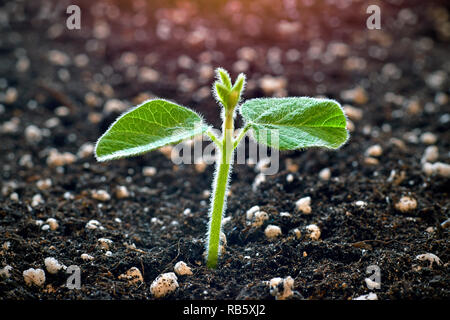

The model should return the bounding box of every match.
[95,68,348,269]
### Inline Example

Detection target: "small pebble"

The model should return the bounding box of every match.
[139,67,160,83]
[23,268,45,286]
[246,206,260,221]
[19,154,33,168]
[422,162,450,178]
[4,87,18,104]
[91,189,111,202]
[366,145,383,157]
[364,157,379,165]
[319,168,331,181]
[36,179,52,190]
[264,225,282,239]
[0,265,12,278]
[421,146,439,164]
[280,212,291,218]
[296,196,312,214]
[222,216,232,226]
[306,224,321,240]
[174,261,193,276]
[115,186,129,199]
[355,201,367,208]
[1,242,9,251]
[341,86,368,105]
[237,47,258,62]
[86,219,102,230]
[1,117,19,133]
[104,99,127,114]
[46,218,59,231]
[63,192,74,200]
[202,190,211,198]
[143,166,157,177]
[220,232,227,254]
[416,253,442,267]
[343,105,363,121]
[10,192,19,201]
[25,125,43,143]
[47,149,76,167]
[420,132,437,145]
[285,158,299,172]
[98,238,113,250]
[81,253,94,261]
[151,217,163,225]
[77,143,94,158]
[425,227,435,233]
[31,194,44,207]
[259,75,287,96]
[44,257,65,274]
[346,120,355,132]
[406,100,422,115]
[150,272,179,298]
[252,211,269,227]
[118,267,143,285]
[395,196,417,213]
[425,71,446,89]
[55,106,70,117]
[48,50,70,66]
[266,276,294,300]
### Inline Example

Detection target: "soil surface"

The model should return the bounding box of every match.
[0,0,449,300]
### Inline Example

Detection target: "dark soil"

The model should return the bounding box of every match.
[0,0,449,300]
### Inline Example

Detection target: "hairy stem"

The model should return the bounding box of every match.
[206,129,222,149]
[206,111,234,268]
[233,124,250,149]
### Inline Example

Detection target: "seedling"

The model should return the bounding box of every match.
[95,68,348,268]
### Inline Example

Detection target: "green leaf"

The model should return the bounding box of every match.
[232,73,246,95]
[240,97,348,150]
[230,73,246,107]
[95,99,209,161]
[214,82,230,108]
[216,68,232,89]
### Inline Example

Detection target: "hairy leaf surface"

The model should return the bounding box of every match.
[96,99,208,161]
[240,97,348,150]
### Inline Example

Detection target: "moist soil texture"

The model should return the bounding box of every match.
[0,0,449,300]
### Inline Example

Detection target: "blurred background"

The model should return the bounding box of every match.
[0,0,449,300]
[1,0,448,130]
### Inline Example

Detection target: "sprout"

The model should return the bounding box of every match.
[95,68,348,268]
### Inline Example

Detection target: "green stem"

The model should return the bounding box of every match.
[206,129,222,149]
[233,124,250,149]
[206,111,234,268]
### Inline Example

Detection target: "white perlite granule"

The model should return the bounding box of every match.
[150,272,179,298]
[296,197,311,214]
[174,261,193,276]
[44,257,65,274]
[23,268,46,286]
[264,225,282,239]
[266,276,295,300]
